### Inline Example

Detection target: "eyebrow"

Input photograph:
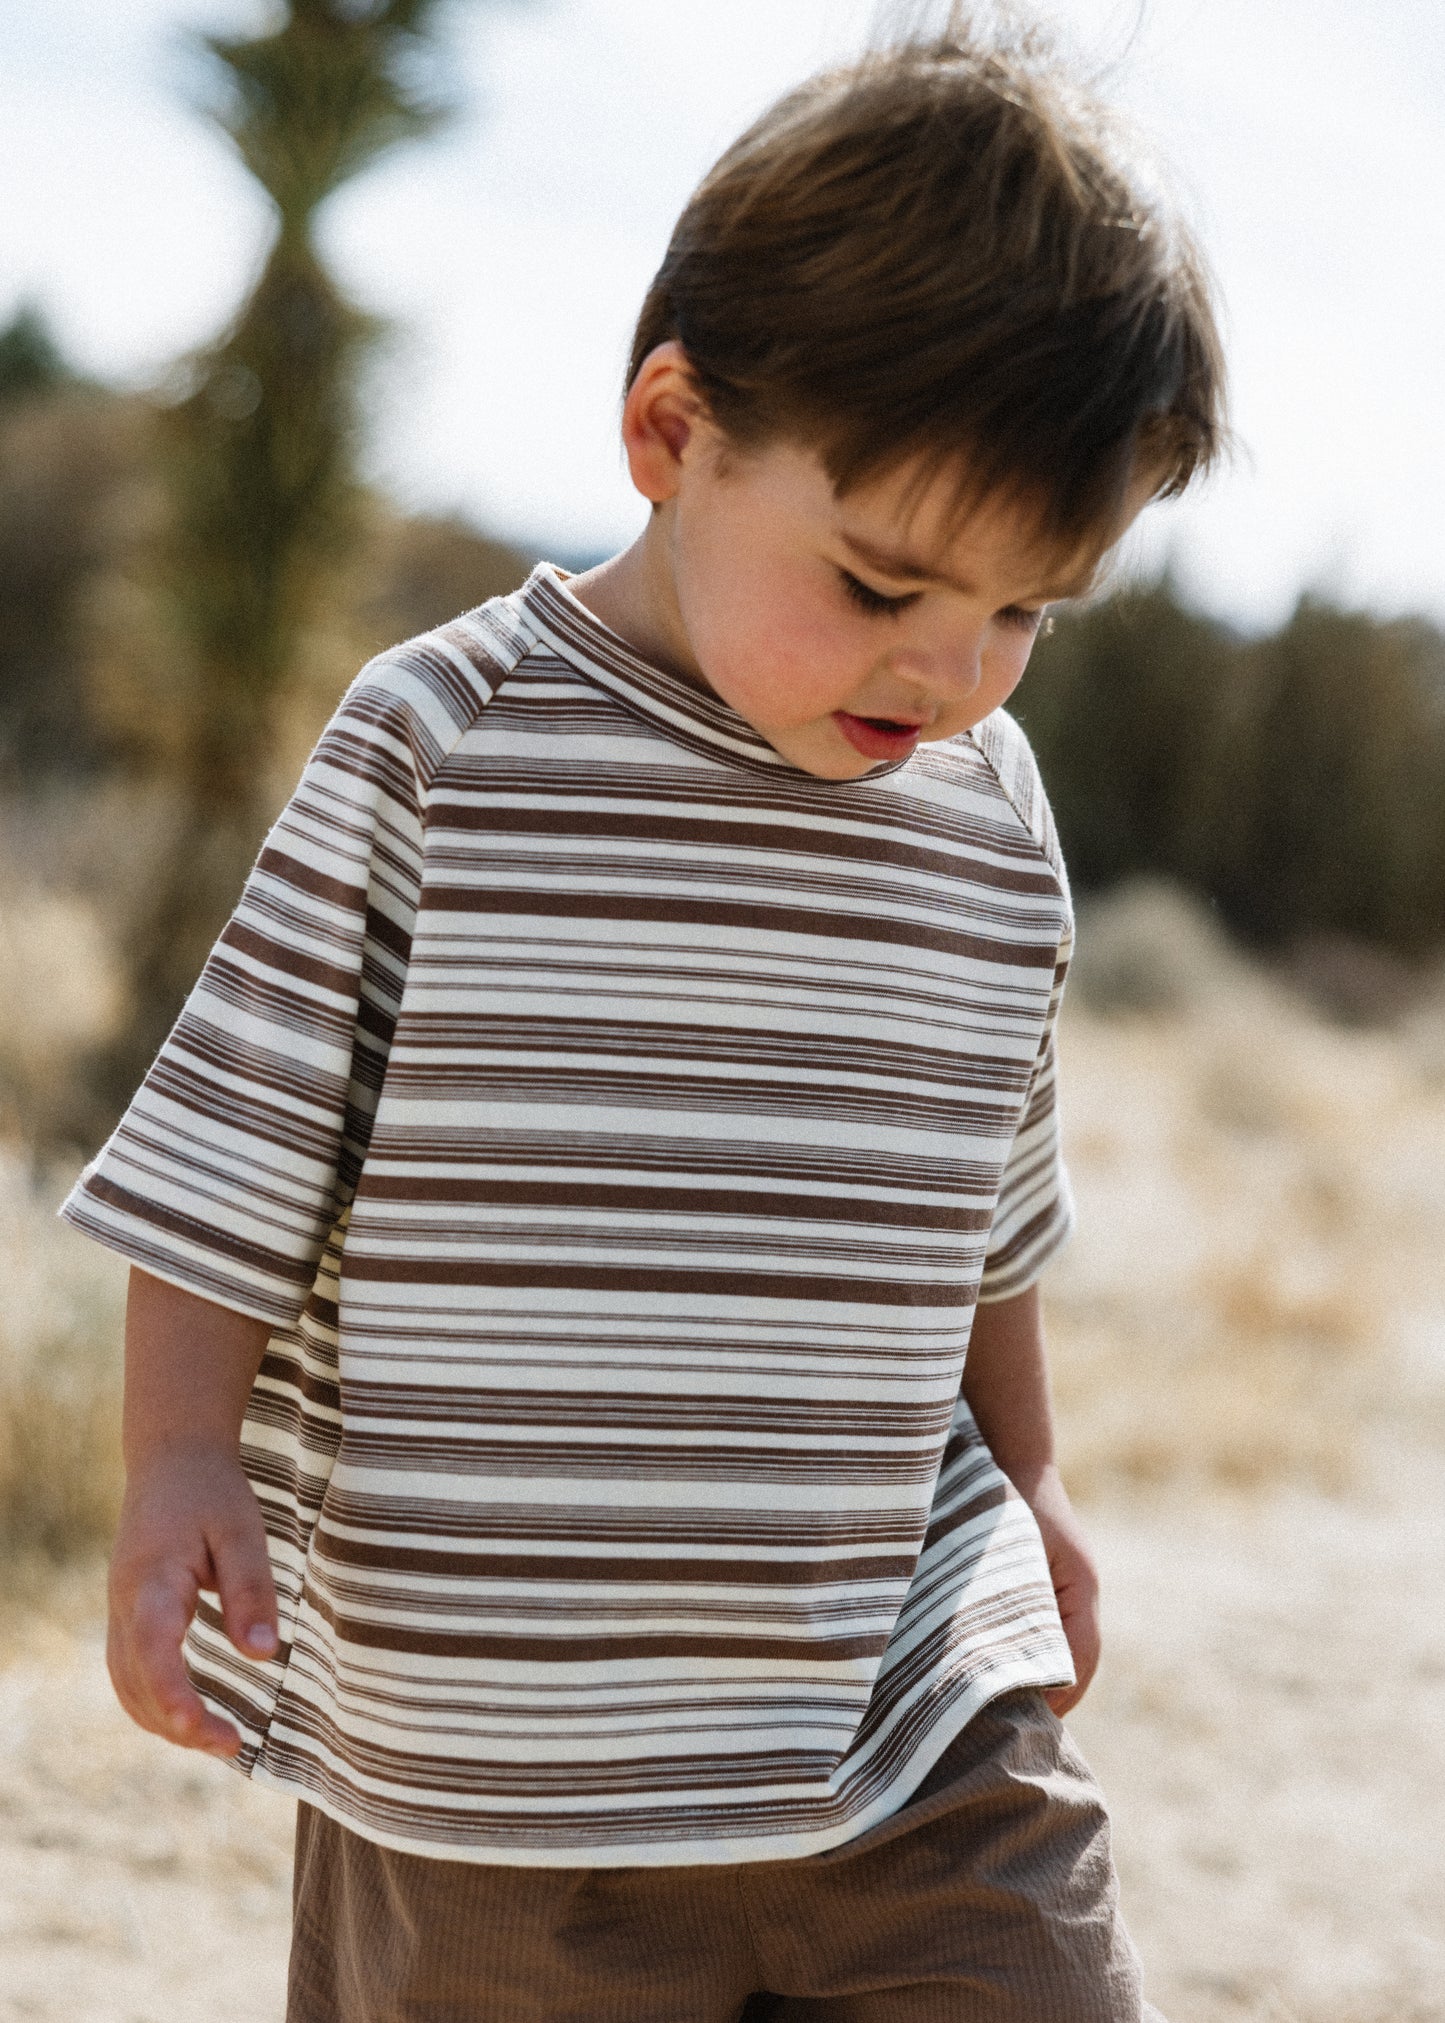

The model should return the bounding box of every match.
[838,530,1090,603]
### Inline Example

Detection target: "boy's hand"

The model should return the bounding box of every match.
[1013,1459,1101,1717]
[107,1443,279,1757]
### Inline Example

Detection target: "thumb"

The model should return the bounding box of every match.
[207,1493,280,1661]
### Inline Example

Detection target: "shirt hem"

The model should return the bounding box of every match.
[234,1653,1074,1870]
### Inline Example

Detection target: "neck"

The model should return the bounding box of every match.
[564,511,709,689]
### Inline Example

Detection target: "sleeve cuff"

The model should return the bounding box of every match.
[58,1178,313,1329]
[975,1179,1075,1305]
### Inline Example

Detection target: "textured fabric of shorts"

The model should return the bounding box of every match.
[286,1689,1163,2023]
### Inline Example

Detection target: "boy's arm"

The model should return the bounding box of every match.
[960,1283,1099,1715]
[107,1266,279,1757]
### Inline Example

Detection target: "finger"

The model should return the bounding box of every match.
[208,1499,280,1661]
[1058,1626,1100,1703]
[122,1570,196,1721]
[113,1577,245,1754]
[1055,1582,1101,1674]
[1044,1610,1099,1718]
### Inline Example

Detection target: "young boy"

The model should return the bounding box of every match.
[63,13,1224,2019]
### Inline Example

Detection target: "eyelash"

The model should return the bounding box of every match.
[838,569,920,616]
[837,568,1047,633]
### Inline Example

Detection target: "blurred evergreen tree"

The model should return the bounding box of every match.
[0,303,81,408]
[1219,601,1445,955]
[1022,582,1445,965]
[1016,578,1245,893]
[0,308,132,779]
[103,0,463,1109]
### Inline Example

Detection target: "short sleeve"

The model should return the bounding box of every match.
[59,657,438,1326]
[975,920,1075,1304]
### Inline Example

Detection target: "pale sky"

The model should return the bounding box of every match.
[4,0,1443,628]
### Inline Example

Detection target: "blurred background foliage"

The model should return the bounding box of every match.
[1,0,1443,1163]
[95,0,465,1114]
[1018,584,1445,981]
[1,0,533,1149]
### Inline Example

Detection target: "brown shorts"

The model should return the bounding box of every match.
[287,1689,1162,2023]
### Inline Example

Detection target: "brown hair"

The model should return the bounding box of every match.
[628,8,1226,560]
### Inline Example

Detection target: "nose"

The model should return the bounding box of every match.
[888,627,987,709]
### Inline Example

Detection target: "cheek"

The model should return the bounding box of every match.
[682,564,860,722]
[984,631,1037,706]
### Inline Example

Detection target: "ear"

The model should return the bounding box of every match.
[621,341,713,505]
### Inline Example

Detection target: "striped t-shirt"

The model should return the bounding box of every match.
[63,563,1077,1867]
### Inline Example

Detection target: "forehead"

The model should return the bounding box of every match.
[714,434,1115,599]
[832,456,1105,602]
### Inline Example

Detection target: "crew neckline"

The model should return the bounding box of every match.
[516,562,918,784]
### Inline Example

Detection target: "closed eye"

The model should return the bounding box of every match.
[838,568,922,617]
[999,606,1049,634]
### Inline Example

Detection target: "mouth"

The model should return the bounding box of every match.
[833,712,927,760]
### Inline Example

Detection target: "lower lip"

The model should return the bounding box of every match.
[833,713,923,760]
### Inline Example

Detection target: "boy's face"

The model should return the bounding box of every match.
[659,437,1097,778]
[605,348,1150,782]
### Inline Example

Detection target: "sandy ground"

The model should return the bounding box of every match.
[3,1458,1442,2023]
[1075,1466,1445,2023]
[0,1573,295,2023]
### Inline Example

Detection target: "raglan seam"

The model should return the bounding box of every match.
[421,626,552,807]
[360,593,539,812]
[964,714,1071,926]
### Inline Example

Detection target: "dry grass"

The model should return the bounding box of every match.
[0,1148,127,1560]
[1049,880,1445,1497]
[0,868,129,1146]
